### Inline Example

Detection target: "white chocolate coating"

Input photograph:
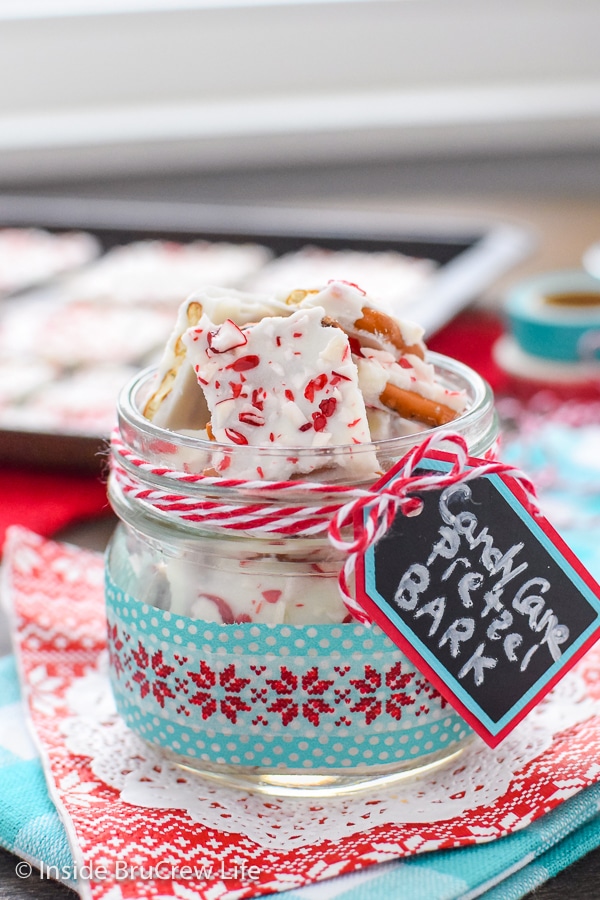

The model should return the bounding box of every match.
[182,306,376,480]
[356,348,468,415]
[293,280,426,360]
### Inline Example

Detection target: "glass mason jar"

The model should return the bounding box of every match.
[106,353,498,797]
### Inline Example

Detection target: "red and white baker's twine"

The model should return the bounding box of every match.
[110,430,538,624]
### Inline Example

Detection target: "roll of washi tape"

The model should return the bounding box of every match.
[493,332,600,390]
[505,269,600,363]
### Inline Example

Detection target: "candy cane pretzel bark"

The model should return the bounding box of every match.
[356,347,467,429]
[288,281,426,360]
[144,281,467,471]
[132,283,469,625]
[289,282,464,428]
[182,306,378,480]
[144,286,289,429]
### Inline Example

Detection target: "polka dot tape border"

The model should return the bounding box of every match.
[106,574,471,771]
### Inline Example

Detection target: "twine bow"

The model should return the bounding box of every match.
[110,429,537,624]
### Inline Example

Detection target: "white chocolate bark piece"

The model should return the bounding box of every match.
[182,305,377,480]
[292,280,426,361]
[356,347,468,422]
[245,245,437,313]
[166,553,347,625]
[145,287,289,429]
[63,240,272,306]
[0,228,99,297]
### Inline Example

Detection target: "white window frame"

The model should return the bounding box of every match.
[0,1,599,180]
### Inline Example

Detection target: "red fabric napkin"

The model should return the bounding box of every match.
[0,466,111,553]
[427,308,508,392]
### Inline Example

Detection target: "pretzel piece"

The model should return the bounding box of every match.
[380,382,459,428]
[354,307,425,359]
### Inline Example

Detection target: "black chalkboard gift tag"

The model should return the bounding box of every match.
[353,447,600,747]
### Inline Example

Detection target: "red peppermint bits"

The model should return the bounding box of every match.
[298,422,312,432]
[227,355,260,372]
[251,388,266,410]
[312,412,327,432]
[238,411,265,427]
[348,337,364,358]
[319,397,337,418]
[284,389,295,402]
[224,428,249,445]
[207,320,247,353]
[304,373,328,402]
[330,370,352,385]
[398,357,413,369]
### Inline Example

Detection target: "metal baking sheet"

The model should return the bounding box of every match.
[0,194,533,470]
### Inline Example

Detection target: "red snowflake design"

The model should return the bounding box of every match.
[108,623,432,729]
[130,642,176,708]
[302,667,335,726]
[219,664,251,723]
[349,664,383,724]
[266,666,299,725]
[187,661,251,723]
[107,623,124,677]
[349,662,417,725]
[385,662,416,720]
[266,666,335,726]
[187,660,217,719]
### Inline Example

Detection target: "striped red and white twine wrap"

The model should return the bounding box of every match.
[110,429,538,623]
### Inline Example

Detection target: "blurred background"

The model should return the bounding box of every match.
[0,0,598,177]
[0,0,599,258]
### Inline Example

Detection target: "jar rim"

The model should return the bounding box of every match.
[117,352,493,467]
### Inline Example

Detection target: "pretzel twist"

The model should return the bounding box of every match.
[354,307,425,359]
[379,383,458,427]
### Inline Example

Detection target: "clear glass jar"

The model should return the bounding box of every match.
[106,353,498,796]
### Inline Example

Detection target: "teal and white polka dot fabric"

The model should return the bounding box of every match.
[106,574,470,772]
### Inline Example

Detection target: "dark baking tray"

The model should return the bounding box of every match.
[0,195,533,470]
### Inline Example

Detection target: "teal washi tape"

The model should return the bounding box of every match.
[505,270,600,363]
[105,572,471,772]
